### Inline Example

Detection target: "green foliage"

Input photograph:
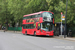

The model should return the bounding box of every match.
[26,0,48,13]
[0,0,75,27]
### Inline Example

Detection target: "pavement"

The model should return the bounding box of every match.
[0,30,22,34]
[54,36,75,41]
[0,30,75,41]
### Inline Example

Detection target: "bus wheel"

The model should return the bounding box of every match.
[34,32,36,36]
[25,31,27,35]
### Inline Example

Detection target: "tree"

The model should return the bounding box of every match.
[26,0,48,13]
[7,0,31,26]
[0,0,14,30]
[0,0,75,28]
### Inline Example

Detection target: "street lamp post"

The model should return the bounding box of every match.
[64,0,68,38]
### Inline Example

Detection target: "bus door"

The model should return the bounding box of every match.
[36,23,41,35]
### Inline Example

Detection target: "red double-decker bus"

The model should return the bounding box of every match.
[22,11,54,36]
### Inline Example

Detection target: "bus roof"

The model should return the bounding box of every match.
[23,11,54,17]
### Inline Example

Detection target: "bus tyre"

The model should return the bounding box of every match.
[34,32,36,36]
[25,31,27,35]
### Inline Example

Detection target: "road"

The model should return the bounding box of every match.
[0,31,75,50]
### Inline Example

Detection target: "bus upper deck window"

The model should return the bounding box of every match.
[42,12,53,18]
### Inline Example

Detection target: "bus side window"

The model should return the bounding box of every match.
[32,15,35,18]
[35,14,41,17]
[26,25,27,29]
[29,24,32,29]
[35,15,38,17]
[23,17,26,19]
[38,14,41,17]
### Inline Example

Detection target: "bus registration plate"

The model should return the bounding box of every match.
[46,34,49,36]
